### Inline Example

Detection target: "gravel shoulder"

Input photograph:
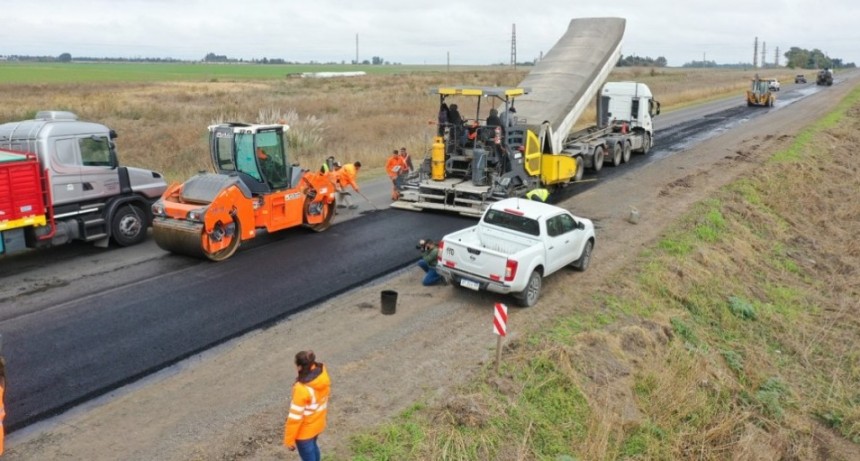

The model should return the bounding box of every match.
[5,75,858,460]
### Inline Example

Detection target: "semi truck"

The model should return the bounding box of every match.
[0,111,167,255]
[392,17,660,217]
[816,68,834,86]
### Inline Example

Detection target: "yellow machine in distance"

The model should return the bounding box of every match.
[746,75,776,107]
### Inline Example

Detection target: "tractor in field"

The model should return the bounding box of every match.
[152,122,336,261]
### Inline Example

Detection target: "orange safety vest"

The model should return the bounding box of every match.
[339,163,359,191]
[385,155,406,179]
[283,364,330,448]
[0,383,5,456]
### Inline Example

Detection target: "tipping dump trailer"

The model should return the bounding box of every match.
[393,17,659,217]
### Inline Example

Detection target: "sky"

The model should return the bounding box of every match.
[1,0,856,66]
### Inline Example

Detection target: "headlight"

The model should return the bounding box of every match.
[151,201,165,216]
[186,208,206,222]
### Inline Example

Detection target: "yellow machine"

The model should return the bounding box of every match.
[746,76,775,107]
[152,122,336,261]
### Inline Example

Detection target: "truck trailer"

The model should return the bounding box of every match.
[0,111,167,255]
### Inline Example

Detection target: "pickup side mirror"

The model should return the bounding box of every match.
[577,221,585,230]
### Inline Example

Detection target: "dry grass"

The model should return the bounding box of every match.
[0,67,797,183]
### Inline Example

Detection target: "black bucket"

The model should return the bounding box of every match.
[381,290,398,315]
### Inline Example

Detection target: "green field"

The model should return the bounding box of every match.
[0,61,493,84]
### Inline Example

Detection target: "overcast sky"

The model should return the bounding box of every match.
[2,0,856,66]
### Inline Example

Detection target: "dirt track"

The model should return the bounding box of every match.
[6,74,858,460]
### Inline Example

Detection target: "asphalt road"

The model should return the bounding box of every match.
[0,78,834,431]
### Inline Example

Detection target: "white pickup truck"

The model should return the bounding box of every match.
[437,198,595,307]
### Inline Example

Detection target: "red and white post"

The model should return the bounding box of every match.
[493,302,508,373]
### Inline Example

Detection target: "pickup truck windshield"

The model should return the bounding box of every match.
[483,209,540,236]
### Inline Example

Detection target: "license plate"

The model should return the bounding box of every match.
[459,278,480,291]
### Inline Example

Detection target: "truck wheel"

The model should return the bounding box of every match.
[111,204,147,247]
[571,240,593,272]
[641,133,652,155]
[591,146,604,172]
[610,143,622,167]
[515,271,542,307]
[573,155,584,181]
[622,141,632,163]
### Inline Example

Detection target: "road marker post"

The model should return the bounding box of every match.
[493,302,508,374]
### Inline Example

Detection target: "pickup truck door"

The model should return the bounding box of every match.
[544,213,583,273]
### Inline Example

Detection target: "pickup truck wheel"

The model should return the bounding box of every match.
[622,141,632,163]
[572,240,593,272]
[591,146,604,172]
[516,271,542,307]
[610,143,622,167]
[111,204,147,247]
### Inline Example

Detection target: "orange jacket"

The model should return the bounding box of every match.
[0,382,5,455]
[339,163,359,191]
[385,155,407,179]
[283,364,330,448]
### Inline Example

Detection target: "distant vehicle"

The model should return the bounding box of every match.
[795,74,807,84]
[768,79,780,91]
[437,198,595,307]
[817,69,834,86]
[746,76,776,107]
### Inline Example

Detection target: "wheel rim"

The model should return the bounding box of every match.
[526,273,541,305]
[574,156,584,181]
[593,147,604,171]
[622,142,632,163]
[206,219,241,261]
[581,242,592,269]
[118,213,142,239]
[613,144,622,166]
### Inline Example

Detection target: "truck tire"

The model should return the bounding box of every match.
[111,204,147,247]
[641,133,652,155]
[622,141,632,163]
[571,239,593,272]
[610,142,622,167]
[515,270,542,307]
[573,155,584,182]
[591,146,605,172]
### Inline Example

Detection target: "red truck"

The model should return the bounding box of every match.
[0,150,47,253]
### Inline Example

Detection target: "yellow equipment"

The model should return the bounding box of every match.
[151,122,336,261]
[746,76,775,107]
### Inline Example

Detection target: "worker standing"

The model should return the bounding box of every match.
[525,187,550,203]
[0,354,6,456]
[385,149,407,200]
[284,350,331,461]
[335,161,362,209]
[399,147,414,174]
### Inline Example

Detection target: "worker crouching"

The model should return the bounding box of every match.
[417,239,444,286]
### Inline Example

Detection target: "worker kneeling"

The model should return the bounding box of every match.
[526,188,550,203]
[416,239,444,286]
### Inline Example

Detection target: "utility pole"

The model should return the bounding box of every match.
[761,41,767,68]
[753,37,759,68]
[510,24,517,70]
[355,34,359,64]
[774,47,779,67]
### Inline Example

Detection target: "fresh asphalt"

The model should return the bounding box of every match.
[2,80,826,431]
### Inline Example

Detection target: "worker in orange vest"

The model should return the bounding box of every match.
[385,149,408,200]
[284,350,330,461]
[0,354,6,456]
[335,161,362,209]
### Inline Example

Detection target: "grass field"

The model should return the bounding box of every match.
[0,64,799,183]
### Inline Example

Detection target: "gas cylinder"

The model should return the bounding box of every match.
[431,136,446,181]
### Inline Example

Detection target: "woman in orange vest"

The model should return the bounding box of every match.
[284,350,330,461]
[0,355,6,456]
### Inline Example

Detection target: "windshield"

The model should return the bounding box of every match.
[483,209,540,236]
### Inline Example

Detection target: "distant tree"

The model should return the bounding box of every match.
[58,52,72,62]
[617,54,667,67]
[371,56,384,65]
[204,52,228,62]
